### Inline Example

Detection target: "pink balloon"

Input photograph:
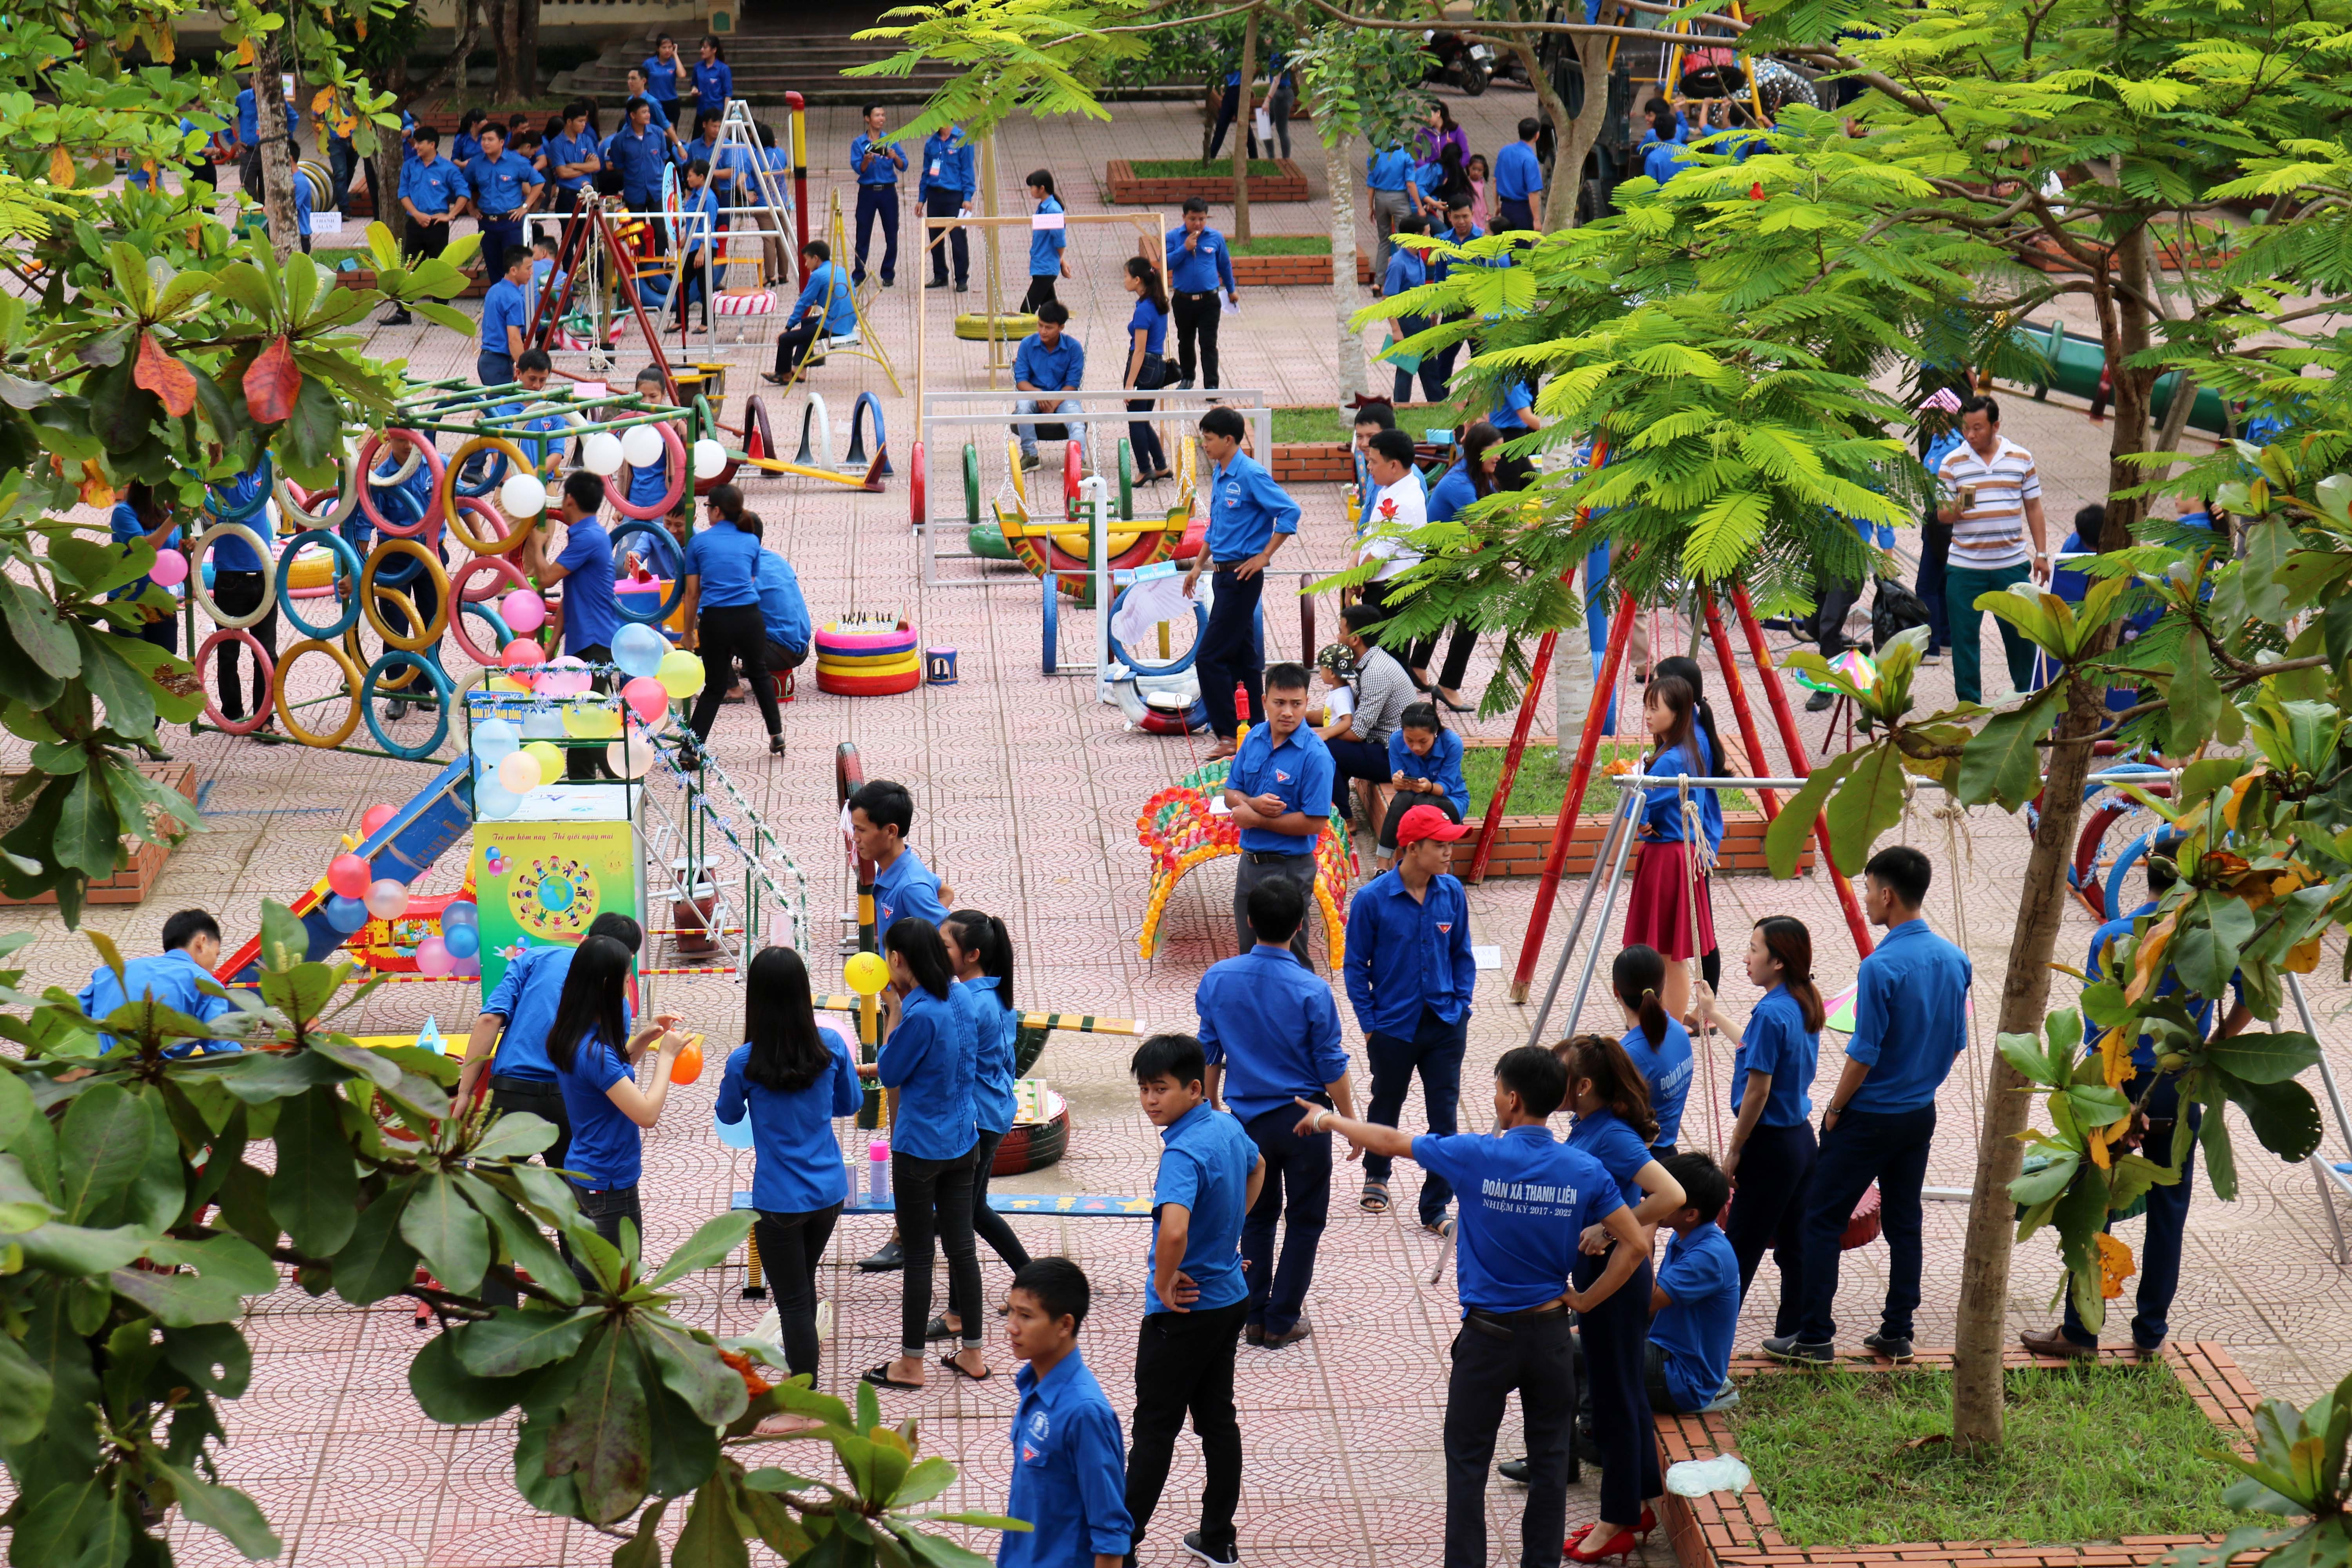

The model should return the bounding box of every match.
[501,640,545,689]
[622,676,670,724]
[500,589,548,634]
[360,804,398,839]
[327,853,371,900]
[149,550,189,587]
[415,935,454,976]
[452,953,482,978]
[540,656,593,698]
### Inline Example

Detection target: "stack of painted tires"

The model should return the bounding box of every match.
[813,619,921,696]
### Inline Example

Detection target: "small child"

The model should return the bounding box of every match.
[1312,644,1357,737]
[1643,1151,1742,1413]
[1380,700,1467,860]
[530,232,567,319]
[1001,1258,1134,1568]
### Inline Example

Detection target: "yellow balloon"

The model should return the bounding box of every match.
[657,649,706,699]
[523,741,564,782]
[844,951,890,996]
[563,699,621,739]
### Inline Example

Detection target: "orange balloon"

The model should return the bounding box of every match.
[670,1039,703,1085]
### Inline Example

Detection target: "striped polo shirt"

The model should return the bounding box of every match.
[1936,434,2041,570]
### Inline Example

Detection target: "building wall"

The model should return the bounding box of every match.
[173,0,709,45]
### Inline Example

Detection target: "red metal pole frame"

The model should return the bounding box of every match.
[1508,587,1638,1003]
[1699,588,1780,819]
[1466,627,1556,884]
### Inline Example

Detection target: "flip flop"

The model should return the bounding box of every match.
[1361,1181,1390,1214]
[940,1354,992,1382]
[860,1362,924,1390]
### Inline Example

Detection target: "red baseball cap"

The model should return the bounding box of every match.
[1395,804,1471,848]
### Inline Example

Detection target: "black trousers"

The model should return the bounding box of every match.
[1361,1006,1467,1223]
[1814,570,1864,659]
[1020,274,1058,312]
[969,1125,1032,1274]
[1172,290,1222,387]
[136,611,178,658]
[568,1183,642,1285]
[1126,1300,1247,1558]
[1326,734,1390,799]
[753,1203,842,1381]
[1445,1311,1578,1568]
[687,605,782,740]
[1797,1103,1936,1343]
[1205,83,1260,160]
[1241,1102,1330,1336]
[1196,567,1263,737]
[893,1144,982,1355]
[1916,516,1953,653]
[763,638,809,673]
[853,184,899,281]
[1724,1119,1817,1338]
[211,571,278,720]
[479,215,525,274]
[483,1075,573,1308]
[923,187,968,285]
[402,217,450,267]
[773,319,824,378]
[1576,1247,1660,1526]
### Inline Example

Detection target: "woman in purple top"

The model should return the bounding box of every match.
[1414,102,1470,173]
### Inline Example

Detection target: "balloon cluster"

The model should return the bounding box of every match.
[416,897,481,977]
[470,717,575,818]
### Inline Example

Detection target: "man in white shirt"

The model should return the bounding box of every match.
[1935,394,2050,703]
[1358,426,1427,615]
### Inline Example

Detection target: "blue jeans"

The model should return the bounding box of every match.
[1241,1102,1330,1335]
[1014,397,1085,460]
[2062,1071,2198,1348]
[1796,1102,1936,1343]
[477,350,514,388]
[853,184,898,281]
[1362,1008,1467,1225]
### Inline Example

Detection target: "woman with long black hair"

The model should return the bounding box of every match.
[716,946,860,1385]
[1652,654,1730,991]
[1621,673,1716,1024]
[864,916,985,1390]
[681,481,784,754]
[1611,944,1694,1157]
[1122,256,1173,482]
[547,935,688,1274]
[937,910,1031,1334]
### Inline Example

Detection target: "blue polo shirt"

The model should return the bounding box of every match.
[684,518,762,608]
[644,53,681,102]
[871,846,949,929]
[788,262,858,336]
[80,950,239,1057]
[554,517,621,654]
[605,122,674,205]
[2086,901,2240,1073]
[1165,226,1237,295]
[1845,917,1972,1114]
[1013,332,1083,391]
[1367,147,1414,191]
[544,127,600,192]
[1432,222,1487,283]
[1495,140,1545,200]
[1622,1020,1694,1149]
[204,466,272,572]
[453,130,484,163]
[482,942,633,1081]
[1644,139,1697,187]
[1002,1349,1134,1567]
[1651,1222,1740,1412]
[1225,720,1331,855]
[850,131,905,185]
[715,1025,860,1213]
[1029,194,1066,276]
[398,154,466,216]
[1566,1106,1656,1208]
[109,502,179,600]
[675,181,721,249]
[1637,740,1712,843]
[877,986,977,1161]
[1203,450,1301,562]
[1413,1125,1621,1314]
[1127,298,1168,356]
[480,276,530,357]
[1490,381,1537,432]
[1147,1102,1257,1313]
[1426,460,1479,525]
[1388,728,1468,816]
[957,975,1019,1137]
[1196,946,1348,1125]
[1384,248,1429,304]
[469,149,541,215]
[919,131,976,198]
[1731,984,1819,1127]
[693,58,733,116]
[1345,870,1475,1039]
[555,1034,645,1188]
[755,551,811,656]
[234,89,299,147]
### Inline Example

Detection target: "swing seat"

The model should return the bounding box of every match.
[824,332,863,351]
[716,288,777,316]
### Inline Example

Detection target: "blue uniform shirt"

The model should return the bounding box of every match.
[482,943,633,1082]
[469,149,542,216]
[850,131,906,185]
[204,466,272,572]
[1495,140,1545,200]
[1384,247,1429,303]
[684,519,762,608]
[480,276,530,357]
[1731,984,1820,1127]
[644,53,681,102]
[1845,917,1972,1114]
[1148,1102,1257,1313]
[1013,332,1084,391]
[1566,1106,1656,1208]
[755,551,811,656]
[452,130,484,164]
[1029,194,1066,276]
[872,846,950,929]
[1426,460,1479,525]
[1165,226,1237,295]
[1002,1349,1134,1567]
[398,154,466,216]
[1490,381,1537,433]
[2086,900,2240,1073]
[1196,947,1348,1125]
[1413,1125,1622,1314]
[693,58,733,115]
[234,89,298,147]
[605,122,675,204]
[920,129,978,198]
[109,502,179,600]
[1127,298,1168,357]
[1367,147,1414,191]
[1345,870,1475,1039]
[957,975,1020,1137]
[544,127,599,192]
[1651,1223,1741,1411]
[79,950,238,1057]
[676,181,722,249]
[555,1034,642,1188]
[715,1025,860,1213]
[877,987,977,1161]
[1203,450,1301,562]
[1621,1020,1694,1149]
[1644,139,1697,186]
[1387,728,1468,817]
[788,262,859,337]
[555,518,621,654]
[1225,720,1332,855]
[1638,740,1714,843]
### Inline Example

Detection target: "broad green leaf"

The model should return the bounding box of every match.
[7,1469,114,1568]
[162,1321,252,1398]
[2223,1074,2324,1162]
[642,1362,724,1499]
[331,1180,419,1305]
[2203,1103,2238,1201]
[153,1460,282,1559]
[455,1171,579,1307]
[15,1221,152,1275]
[1760,753,1848,880]
[614,1498,670,1568]
[269,1084,358,1255]
[2241,518,2293,624]
[671,1478,751,1568]
[1958,685,2063,812]
[453,1306,595,1378]
[472,1111,560,1163]
[54,1081,151,1224]
[892,1455,960,1508]
[0,1066,33,1143]
[408,1328,538,1424]
[2168,627,2223,752]
[1996,1029,2056,1089]
[648,1209,755,1290]
[220,1046,352,1103]
[143,1232,277,1294]
[0,575,83,679]
[2051,1154,2111,1334]
[638,1315,751,1427]
[0,1329,53,1443]
[2205,1032,2323,1086]
[2010,1151,2080,1207]
[1825,741,1907,877]
[401,1172,491,1294]
[107,1259,245,1326]
[1976,584,2055,651]
[546,1321,654,1524]
[2172,900,2258,999]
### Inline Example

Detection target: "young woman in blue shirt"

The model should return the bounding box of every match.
[546,936,688,1281]
[1611,944,1695,1156]
[1651,655,1730,991]
[680,484,784,754]
[716,946,860,1389]
[1621,672,1717,1025]
[933,909,1031,1341]
[1120,257,1173,482]
[1378,701,1467,855]
[867,916,987,1390]
[109,481,181,658]
[1692,916,1826,1330]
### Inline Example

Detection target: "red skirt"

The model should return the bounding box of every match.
[1624,838,1715,961]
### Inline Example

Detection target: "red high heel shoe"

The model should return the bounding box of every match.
[1565,1526,1641,1563]
[1566,1509,1657,1555]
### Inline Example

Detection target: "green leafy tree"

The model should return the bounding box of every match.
[2160,1367,2352,1568]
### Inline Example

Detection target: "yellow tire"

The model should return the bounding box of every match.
[361,539,452,652]
[818,650,921,676]
[441,436,537,554]
[271,638,364,748]
[955,312,1038,341]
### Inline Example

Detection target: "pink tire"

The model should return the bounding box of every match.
[609,422,687,520]
[196,627,276,735]
[448,555,532,665]
[813,619,916,657]
[354,429,446,537]
[449,495,517,560]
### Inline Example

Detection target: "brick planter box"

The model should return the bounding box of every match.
[1106,159,1309,205]
[1227,251,1378,286]
[1272,442,1352,485]
[1660,1342,2258,1568]
[0,762,197,907]
[330,269,490,299]
[1446,808,1802,880]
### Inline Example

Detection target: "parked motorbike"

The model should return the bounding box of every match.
[1421,29,1493,95]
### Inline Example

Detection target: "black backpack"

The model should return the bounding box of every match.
[1871,577,1932,651]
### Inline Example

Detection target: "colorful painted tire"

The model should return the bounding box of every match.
[360,651,453,760]
[448,555,532,666]
[991,1093,1070,1175]
[607,523,686,623]
[1106,590,1207,677]
[969,520,1013,561]
[439,437,534,550]
[909,439,926,527]
[271,638,365,748]
[355,430,444,537]
[444,492,522,558]
[277,529,364,640]
[195,628,275,735]
[276,462,361,530]
[813,621,916,657]
[815,666,922,696]
[821,653,921,679]
[608,421,687,520]
[362,539,452,651]
[457,602,514,669]
[962,443,981,528]
[741,394,775,463]
[189,523,277,629]
[954,312,1037,341]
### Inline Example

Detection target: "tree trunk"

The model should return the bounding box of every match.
[1552,36,1613,230]
[1555,567,1595,772]
[1325,132,1365,402]
[516,0,541,99]
[1232,6,1258,245]
[452,0,475,93]
[370,142,404,244]
[252,42,301,262]
[487,0,520,100]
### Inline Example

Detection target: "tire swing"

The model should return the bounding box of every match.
[814,620,920,696]
[990,1088,1071,1175]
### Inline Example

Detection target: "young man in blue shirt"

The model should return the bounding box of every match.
[766,239,858,383]
[385,125,468,325]
[849,103,906,287]
[1768,845,1972,1365]
[1366,143,1416,289]
[606,97,678,218]
[1643,1151,1742,1413]
[1198,876,1354,1352]
[919,123,977,291]
[1012,300,1085,470]
[469,122,545,290]
[78,909,241,1057]
[1000,1258,1132,1568]
[1304,1045,1646,1568]
[1125,1033,1265,1568]
[234,73,300,200]
[1185,405,1303,752]
[1218,657,1329,965]
[478,244,535,387]
[848,780,954,932]
[1164,197,1239,391]
[1024,169,1068,311]
[544,100,603,216]
[1494,116,1547,232]
[1347,804,1476,1232]
[755,548,812,677]
[529,471,626,779]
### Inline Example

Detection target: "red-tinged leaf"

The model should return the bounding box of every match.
[133,333,197,419]
[241,337,301,425]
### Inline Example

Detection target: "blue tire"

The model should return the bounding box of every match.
[277,529,365,640]
[360,650,453,761]
[608,521,687,625]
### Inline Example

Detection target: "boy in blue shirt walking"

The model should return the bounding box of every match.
[850,103,906,286]
[1768,846,1972,1365]
[1164,196,1239,391]
[1125,1034,1264,1568]
[1187,406,1303,751]
[1024,169,1068,311]
[1000,1258,1132,1568]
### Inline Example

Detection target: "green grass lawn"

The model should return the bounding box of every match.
[1463,741,1753,818]
[1729,1365,2239,1548]
[1231,234,1332,257]
[1270,406,1350,443]
[1130,158,1285,178]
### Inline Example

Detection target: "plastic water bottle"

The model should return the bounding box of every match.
[867,1139,891,1206]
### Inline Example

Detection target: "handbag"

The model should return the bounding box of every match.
[1870,577,1933,651]
[1132,352,1167,392]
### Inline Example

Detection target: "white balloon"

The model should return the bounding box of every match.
[621,423,666,470]
[581,431,625,476]
[473,717,520,762]
[520,708,566,740]
[607,735,654,778]
[692,438,728,480]
[500,472,548,519]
